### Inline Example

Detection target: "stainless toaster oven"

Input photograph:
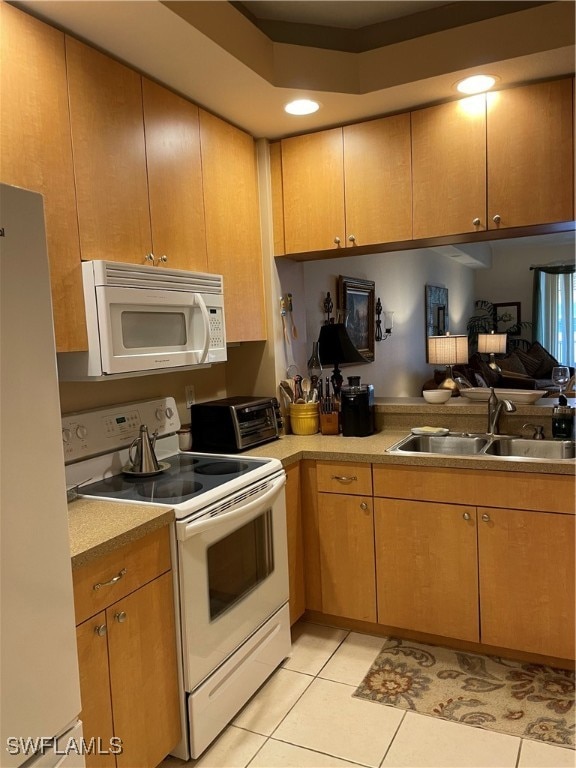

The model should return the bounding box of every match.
[190,396,281,453]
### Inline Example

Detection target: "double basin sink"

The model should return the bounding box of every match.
[388,433,575,460]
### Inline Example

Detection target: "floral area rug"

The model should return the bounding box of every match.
[353,636,575,748]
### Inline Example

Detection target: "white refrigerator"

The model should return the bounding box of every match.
[0,184,84,767]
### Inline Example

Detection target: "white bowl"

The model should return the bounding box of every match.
[422,389,452,403]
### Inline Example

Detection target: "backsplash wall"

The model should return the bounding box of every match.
[300,248,475,397]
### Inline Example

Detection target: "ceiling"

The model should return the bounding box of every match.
[14,1,576,138]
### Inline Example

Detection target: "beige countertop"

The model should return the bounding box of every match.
[68,497,173,569]
[68,411,573,567]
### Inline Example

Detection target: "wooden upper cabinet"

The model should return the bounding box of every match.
[142,79,207,271]
[199,110,266,342]
[412,96,487,239]
[487,78,574,229]
[66,36,152,264]
[280,116,412,253]
[343,114,412,245]
[281,128,346,254]
[0,4,86,352]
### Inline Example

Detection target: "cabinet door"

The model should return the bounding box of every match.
[343,114,412,245]
[281,129,345,253]
[487,79,574,229]
[412,96,486,238]
[0,4,86,353]
[318,492,376,622]
[142,78,207,271]
[199,110,266,342]
[478,507,575,660]
[66,37,152,263]
[374,499,479,642]
[76,613,116,768]
[107,572,181,768]
[286,463,305,624]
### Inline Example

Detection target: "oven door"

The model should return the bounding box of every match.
[176,473,288,691]
[95,286,210,374]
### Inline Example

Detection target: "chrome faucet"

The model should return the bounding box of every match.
[487,388,516,435]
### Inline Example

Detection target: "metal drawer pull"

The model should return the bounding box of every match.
[331,475,358,483]
[482,513,491,522]
[463,512,471,521]
[360,502,368,510]
[93,568,127,591]
[94,624,107,637]
[114,611,127,623]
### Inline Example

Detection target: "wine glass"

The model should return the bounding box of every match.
[551,366,570,396]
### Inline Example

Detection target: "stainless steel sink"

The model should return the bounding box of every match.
[390,434,489,455]
[484,437,575,460]
[387,433,575,460]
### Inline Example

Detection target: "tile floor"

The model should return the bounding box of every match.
[161,622,575,768]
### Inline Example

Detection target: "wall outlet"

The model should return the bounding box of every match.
[185,385,196,409]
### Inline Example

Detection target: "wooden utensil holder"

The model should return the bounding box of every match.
[320,412,339,435]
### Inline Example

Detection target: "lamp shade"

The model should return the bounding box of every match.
[478,332,507,354]
[318,323,368,365]
[428,334,468,365]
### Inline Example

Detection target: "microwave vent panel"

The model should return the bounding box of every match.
[86,260,223,293]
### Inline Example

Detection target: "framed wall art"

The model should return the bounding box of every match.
[494,302,521,335]
[337,275,375,361]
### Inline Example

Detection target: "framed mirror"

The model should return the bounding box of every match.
[425,284,449,361]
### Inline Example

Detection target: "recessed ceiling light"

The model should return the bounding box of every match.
[456,75,497,95]
[284,99,320,116]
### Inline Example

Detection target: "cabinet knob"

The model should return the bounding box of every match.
[481,513,491,522]
[472,218,481,227]
[114,611,128,623]
[94,624,107,637]
[463,512,471,521]
[157,255,168,264]
[348,234,357,244]
[492,214,501,224]
[144,253,154,263]
[333,237,341,246]
[360,501,368,510]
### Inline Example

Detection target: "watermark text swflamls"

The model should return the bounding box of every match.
[6,736,123,756]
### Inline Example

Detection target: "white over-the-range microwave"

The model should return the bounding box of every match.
[57,260,227,380]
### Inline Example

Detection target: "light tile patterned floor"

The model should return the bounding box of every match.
[161,622,575,768]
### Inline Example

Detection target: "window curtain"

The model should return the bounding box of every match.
[532,264,575,367]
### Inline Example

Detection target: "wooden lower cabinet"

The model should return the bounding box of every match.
[285,462,306,624]
[318,491,376,622]
[478,507,575,660]
[374,499,479,642]
[73,530,181,768]
[76,613,115,768]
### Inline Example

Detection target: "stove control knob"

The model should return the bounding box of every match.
[166,406,174,419]
[155,408,165,421]
[62,428,72,443]
[76,425,88,440]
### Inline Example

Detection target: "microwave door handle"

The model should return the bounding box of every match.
[195,293,211,363]
[179,474,286,539]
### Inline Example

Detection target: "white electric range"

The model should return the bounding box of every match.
[63,397,291,759]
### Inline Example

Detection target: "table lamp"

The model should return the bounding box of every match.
[478,331,507,373]
[427,333,469,395]
[318,323,368,396]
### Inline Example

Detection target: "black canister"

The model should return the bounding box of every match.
[340,378,374,437]
[552,404,574,439]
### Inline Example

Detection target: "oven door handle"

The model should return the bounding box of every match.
[179,474,286,539]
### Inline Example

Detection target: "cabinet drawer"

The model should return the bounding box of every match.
[73,526,171,625]
[316,461,372,495]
